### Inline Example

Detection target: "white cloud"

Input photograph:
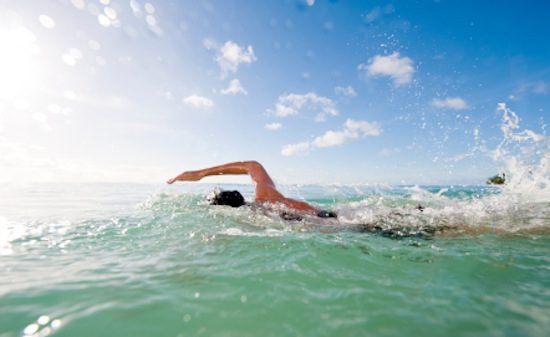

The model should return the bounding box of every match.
[344,118,381,136]
[183,95,214,109]
[281,141,310,156]
[207,40,256,78]
[270,92,338,122]
[282,118,381,156]
[358,52,414,87]
[314,119,380,147]
[265,122,282,131]
[313,130,348,148]
[431,97,468,110]
[305,0,315,6]
[334,85,357,97]
[221,79,248,95]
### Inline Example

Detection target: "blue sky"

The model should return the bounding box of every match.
[0,0,548,185]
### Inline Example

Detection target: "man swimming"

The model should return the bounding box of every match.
[167,160,337,218]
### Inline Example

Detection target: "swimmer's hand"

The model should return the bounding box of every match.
[166,171,201,184]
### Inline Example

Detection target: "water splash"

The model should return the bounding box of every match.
[332,104,550,236]
[493,103,549,201]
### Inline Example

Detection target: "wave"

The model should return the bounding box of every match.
[137,186,549,239]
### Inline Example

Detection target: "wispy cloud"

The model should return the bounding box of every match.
[508,81,548,101]
[264,122,282,131]
[364,5,395,23]
[443,153,472,163]
[358,52,414,87]
[533,82,547,94]
[364,7,382,23]
[281,141,310,156]
[334,85,357,97]
[431,97,468,110]
[379,147,401,157]
[183,95,214,109]
[281,119,381,156]
[204,40,257,78]
[221,79,248,95]
[269,92,338,122]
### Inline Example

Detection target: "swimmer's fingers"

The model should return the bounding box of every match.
[167,171,200,184]
[167,173,185,184]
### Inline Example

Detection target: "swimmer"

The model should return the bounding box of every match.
[167,161,337,219]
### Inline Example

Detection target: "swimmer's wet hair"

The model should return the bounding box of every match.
[317,210,337,218]
[209,190,246,208]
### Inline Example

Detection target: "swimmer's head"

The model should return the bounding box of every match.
[207,189,246,208]
[317,210,337,218]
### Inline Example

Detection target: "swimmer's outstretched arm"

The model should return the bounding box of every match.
[166,161,275,187]
[167,161,322,215]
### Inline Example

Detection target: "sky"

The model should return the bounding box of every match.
[0,0,549,185]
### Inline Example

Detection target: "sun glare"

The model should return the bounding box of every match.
[0,26,42,103]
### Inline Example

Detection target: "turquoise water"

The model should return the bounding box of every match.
[1,183,549,337]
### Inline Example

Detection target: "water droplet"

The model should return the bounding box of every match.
[240,294,247,303]
[130,0,141,15]
[71,0,85,10]
[38,15,55,29]
[144,3,155,14]
[62,54,76,66]
[23,323,39,335]
[97,14,111,27]
[145,15,157,26]
[37,315,50,325]
[51,319,62,329]
[104,7,117,20]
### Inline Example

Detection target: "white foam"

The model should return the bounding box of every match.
[493,103,549,202]
[220,227,287,237]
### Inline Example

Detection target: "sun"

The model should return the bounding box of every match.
[0,26,42,103]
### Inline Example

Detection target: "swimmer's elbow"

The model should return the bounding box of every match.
[243,160,263,171]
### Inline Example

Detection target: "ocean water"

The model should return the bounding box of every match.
[1,182,549,337]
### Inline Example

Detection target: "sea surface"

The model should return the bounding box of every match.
[1,182,549,337]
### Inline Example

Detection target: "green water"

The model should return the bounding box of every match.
[1,184,549,337]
